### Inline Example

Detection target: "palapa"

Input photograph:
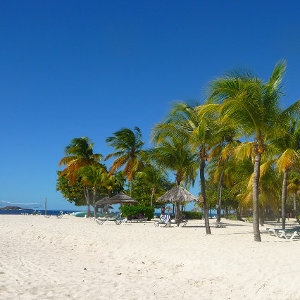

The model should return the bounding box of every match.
[97,192,137,205]
[157,185,198,204]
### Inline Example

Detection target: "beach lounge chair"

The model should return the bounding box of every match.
[170,215,188,227]
[96,213,127,225]
[213,221,226,228]
[154,215,171,227]
[278,228,300,240]
[267,227,300,240]
[57,211,64,218]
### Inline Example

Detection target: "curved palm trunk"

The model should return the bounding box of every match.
[130,180,133,197]
[216,171,224,223]
[84,186,91,218]
[150,187,156,207]
[293,192,298,222]
[281,169,288,229]
[200,159,211,234]
[93,187,97,218]
[252,153,261,242]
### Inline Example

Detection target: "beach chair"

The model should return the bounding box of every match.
[57,211,64,218]
[267,227,300,240]
[154,215,171,227]
[278,228,300,240]
[96,213,126,225]
[170,215,188,227]
[213,221,226,228]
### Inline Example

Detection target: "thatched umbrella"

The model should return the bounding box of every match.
[157,185,198,204]
[157,185,198,222]
[97,192,137,205]
[191,207,200,212]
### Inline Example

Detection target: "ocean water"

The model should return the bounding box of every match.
[0,209,78,216]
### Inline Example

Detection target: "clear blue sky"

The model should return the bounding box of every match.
[1,1,299,210]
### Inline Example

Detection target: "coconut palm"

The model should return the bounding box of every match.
[152,102,219,234]
[58,137,103,217]
[208,60,300,241]
[288,174,300,222]
[59,137,103,183]
[149,136,198,221]
[105,127,145,196]
[79,165,111,217]
[208,120,241,222]
[273,117,300,228]
[135,165,168,207]
[238,160,281,226]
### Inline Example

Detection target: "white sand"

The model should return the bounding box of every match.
[0,215,299,300]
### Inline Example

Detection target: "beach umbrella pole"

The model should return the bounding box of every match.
[45,197,47,216]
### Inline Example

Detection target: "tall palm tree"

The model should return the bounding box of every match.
[273,117,300,229]
[59,137,103,217]
[59,137,102,183]
[208,60,300,241]
[208,121,241,222]
[135,165,168,207]
[105,127,144,196]
[288,174,300,222]
[152,102,219,234]
[150,136,198,220]
[79,165,111,217]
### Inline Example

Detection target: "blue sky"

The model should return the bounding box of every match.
[1,1,300,210]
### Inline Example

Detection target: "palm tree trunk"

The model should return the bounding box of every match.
[281,169,288,230]
[217,171,224,223]
[293,192,298,221]
[93,187,97,218]
[84,186,91,218]
[200,159,211,234]
[175,202,181,226]
[259,206,264,226]
[130,180,133,197]
[151,187,155,207]
[252,153,261,241]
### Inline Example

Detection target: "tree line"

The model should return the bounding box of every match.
[57,60,300,242]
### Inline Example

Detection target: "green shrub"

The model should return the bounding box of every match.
[121,205,154,220]
[184,211,203,219]
[227,214,238,220]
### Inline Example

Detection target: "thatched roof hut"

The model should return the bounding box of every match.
[96,192,137,205]
[157,185,198,204]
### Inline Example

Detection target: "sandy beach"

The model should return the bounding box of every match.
[0,215,299,300]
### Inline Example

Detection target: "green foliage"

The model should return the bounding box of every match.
[56,171,85,206]
[149,136,198,186]
[105,127,145,183]
[132,165,175,206]
[226,214,238,220]
[121,205,154,220]
[184,211,203,219]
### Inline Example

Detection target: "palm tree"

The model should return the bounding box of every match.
[135,165,168,207]
[152,102,219,234]
[150,135,198,221]
[288,174,300,222]
[79,165,111,217]
[238,160,281,226]
[208,121,240,222]
[105,127,144,196]
[208,60,300,241]
[59,137,103,217]
[273,117,300,228]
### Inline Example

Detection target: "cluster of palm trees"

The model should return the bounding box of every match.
[58,61,299,242]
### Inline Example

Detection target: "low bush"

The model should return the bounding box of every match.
[121,205,154,220]
[184,211,203,219]
[226,214,238,220]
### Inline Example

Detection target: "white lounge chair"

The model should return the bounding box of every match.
[154,215,171,227]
